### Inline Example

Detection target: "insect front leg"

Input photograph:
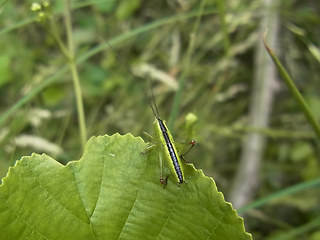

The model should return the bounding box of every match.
[143,131,154,141]
[140,143,156,155]
[141,132,161,155]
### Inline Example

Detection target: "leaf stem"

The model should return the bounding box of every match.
[238,177,320,213]
[48,16,70,60]
[64,0,87,150]
[263,34,320,140]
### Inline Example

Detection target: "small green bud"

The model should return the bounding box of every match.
[184,113,198,140]
[43,1,50,8]
[31,2,42,12]
[38,12,45,19]
[185,113,198,126]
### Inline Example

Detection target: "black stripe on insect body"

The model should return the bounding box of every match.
[167,141,184,183]
[158,118,184,183]
[158,118,168,133]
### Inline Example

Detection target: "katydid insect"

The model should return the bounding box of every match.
[105,41,195,187]
[141,91,195,187]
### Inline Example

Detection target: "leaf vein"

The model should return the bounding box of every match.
[70,165,98,240]
[205,210,227,240]
[1,196,50,240]
[155,189,183,239]
[116,146,149,240]
[29,165,89,226]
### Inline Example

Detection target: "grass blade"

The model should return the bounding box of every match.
[263,34,320,140]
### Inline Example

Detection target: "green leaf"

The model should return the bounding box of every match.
[115,0,141,20]
[0,134,251,240]
[263,37,320,140]
[41,85,65,106]
[94,0,117,13]
[290,142,313,162]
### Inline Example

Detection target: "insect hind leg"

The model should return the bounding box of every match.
[158,152,170,189]
[160,176,169,189]
[179,140,196,163]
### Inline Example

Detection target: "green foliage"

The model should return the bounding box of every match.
[1,0,320,239]
[116,0,141,20]
[264,37,320,139]
[0,134,251,240]
[0,55,11,86]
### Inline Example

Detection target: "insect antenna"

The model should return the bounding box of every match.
[103,41,158,118]
[149,76,160,119]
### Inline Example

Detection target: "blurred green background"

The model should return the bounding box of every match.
[1,0,320,239]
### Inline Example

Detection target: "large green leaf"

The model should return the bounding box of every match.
[0,134,251,239]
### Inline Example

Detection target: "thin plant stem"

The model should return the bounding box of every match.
[264,34,320,140]
[0,10,217,127]
[168,0,208,130]
[238,177,320,213]
[265,216,320,240]
[64,0,87,150]
[48,16,70,60]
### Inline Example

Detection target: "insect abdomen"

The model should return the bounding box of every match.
[156,118,184,184]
